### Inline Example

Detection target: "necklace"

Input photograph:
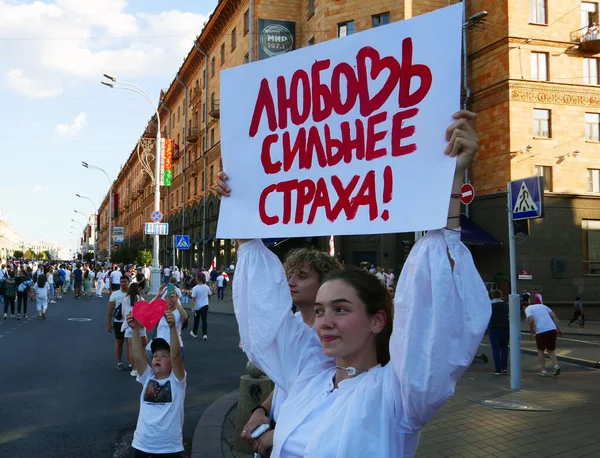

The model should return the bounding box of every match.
[335,366,368,377]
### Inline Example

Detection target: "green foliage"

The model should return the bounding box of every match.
[76,253,82,260]
[13,250,24,259]
[111,246,138,265]
[83,252,94,263]
[136,250,153,266]
[24,249,35,260]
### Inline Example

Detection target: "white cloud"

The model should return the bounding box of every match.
[56,112,87,136]
[31,185,43,194]
[4,69,63,99]
[0,1,210,99]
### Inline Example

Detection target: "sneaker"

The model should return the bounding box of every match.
[539,370,548,377]
[130,369,138,377]
[50,300,56,304]
[190,331,197,338]
[24,314,28,319]
[42,313,46,320]
[3,313,6,319]
[554,365,561,376]
[117,362,125,371]
[11,314,15,319]
[17,314,20,320]
[203,335,208,341]
[128,364,133,371]
[502,369,508,375]
[494,370,502,375]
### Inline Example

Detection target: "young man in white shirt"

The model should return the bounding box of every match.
[163,266,171,284]
[110,266,123,291]
[216,272,225,300]
[107,276,130,371]
[128,309,186,458]
[190,276,212,340]
[525,303,562,376]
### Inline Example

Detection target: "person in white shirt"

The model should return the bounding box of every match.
[127,309,186,457]
[163,266,171,284]
[96,267,106,297]
[107,276,131,371]
[172,268,181,286]
[216,273,226,300]
[34,274,51,320]
[525,303,563,376]
[121,282,148,377]
[190,276,212,340]
[110,267,123,291]
[147,283,188,360]
[218,110,491,458]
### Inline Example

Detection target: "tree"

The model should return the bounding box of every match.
[13,250,24,259]
[84,252,94,263]
[24,249,35,260]
[136,250,153,266]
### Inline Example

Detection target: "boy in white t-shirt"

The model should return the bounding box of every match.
[525,303,563,376]
[127,310,186,458]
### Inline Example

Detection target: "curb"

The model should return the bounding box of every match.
[191,390,238,458]
[520,348,600,369]
[520,329,600,338]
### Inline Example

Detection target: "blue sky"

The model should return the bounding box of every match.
[0,0,218,253]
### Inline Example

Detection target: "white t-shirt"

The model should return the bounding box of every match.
[216,275,225,287]
[65,269,72,281]
[385,273,395,287]
[164,267,171,277]
[96,271,105,282]
[109,290,128,323]
[132,366,186,454]
[35,283,50,300]
[375,272,385,283]
[156,309,184,347]
[121,295,147,337]
[525,304,556,334]
[173,270,181,281]
[144,267,150,279]
[110,270,123,284]
[191,284,212,310]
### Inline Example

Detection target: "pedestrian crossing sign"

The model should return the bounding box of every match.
[510,176,544,220]
[175,235,190,250]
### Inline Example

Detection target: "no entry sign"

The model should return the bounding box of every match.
[461,183,475,205]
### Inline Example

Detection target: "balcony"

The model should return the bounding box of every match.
[186,126,199,144]
[571,26,600,53]
[209,100,220,119]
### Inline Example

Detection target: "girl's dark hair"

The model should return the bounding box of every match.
[128,282,140,306]
[37,274,46,288]
[322,268,394,365]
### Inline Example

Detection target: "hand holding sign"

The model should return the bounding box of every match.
[132,298,168,330]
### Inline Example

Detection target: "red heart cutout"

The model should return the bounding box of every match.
[132,298,167,330]
[356,46,401,117]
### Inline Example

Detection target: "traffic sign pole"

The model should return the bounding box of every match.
[507,182,521,391]
[172,235,176,268]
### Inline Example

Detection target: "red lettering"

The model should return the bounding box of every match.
[283,129,306,172]
[295,179,316,223]
[276,179,297,224]
[307,178,333,224]
[349,170,378,220]
[330,175,361,220]
[258,184,279,225]
[261,134,281,174]
[290,70,311,125]
[356,47,401,118]
[331,62,359,115]
[311,59,333,123]
[276,75,291,130]
[305,126,328,169]
[398,38,433,108]
[383,165,393,203]
[340,119,366,161]
[249,78,278,137]
[391,108,419,157]
[365,111,388,161]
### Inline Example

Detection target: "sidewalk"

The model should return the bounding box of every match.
[521,319,600,337]
[192,348,600,457]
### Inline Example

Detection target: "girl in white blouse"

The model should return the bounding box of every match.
[218,110,491,457]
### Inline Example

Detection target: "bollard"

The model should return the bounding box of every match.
[233,360,274,454]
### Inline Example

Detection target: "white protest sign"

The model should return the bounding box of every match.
[217,4,462,239]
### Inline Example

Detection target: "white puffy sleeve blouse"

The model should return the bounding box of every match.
[233,229,491,457]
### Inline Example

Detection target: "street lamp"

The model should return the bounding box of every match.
[76,194,98,260]
[82,161,113,263]
[102,73,162,295]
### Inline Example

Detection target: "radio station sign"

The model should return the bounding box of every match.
[258,19,296,60]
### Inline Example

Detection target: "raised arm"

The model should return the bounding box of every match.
[165,311,185,381]
[234,239,329,390]
[389,229,490,431]
[127,313,148,375]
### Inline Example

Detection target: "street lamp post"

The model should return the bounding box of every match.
[76,194,97,260]
[74,209,91,258]
[81,161,112,263]
[102,73,162,295]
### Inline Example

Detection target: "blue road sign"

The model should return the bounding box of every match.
[151,210,163,223]
[145,222,169,235]
[510,176,544,220]
[175,235,190,250]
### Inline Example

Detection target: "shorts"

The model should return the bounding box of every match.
[535,329,557,352]
[125,327,147,338]
[74,280,82,288]
[133,448,183,458]
[113,321,125,340]
[55,281,64,288]
[111,283,120,291]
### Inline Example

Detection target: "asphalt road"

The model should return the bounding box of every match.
[0,293,247,458]
[520,332,600,362]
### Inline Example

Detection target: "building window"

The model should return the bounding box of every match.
[585,113,600,141]
[530,52,548,80]
[211,128,215,147]
[194,176,198,195]
[582,219,600,274]
[582,2,598,28]
[530,0,547,25]
[244,10,250,35]
[201,172,205,190]
[231,28,237,50]
[203,69,207,88]
[588,169,600,192]
[583,58,599,85]
[372,13,390,27]
[533,108,551,138]
[308,37,315,46]
[338,20,354,37]
[243,53,249,64]
[210,165,214,185]
[309,0,315,17]
[534,165,553,191]
[221,43,225,65]
[211,56,215,77]
[202,103,206,123]
[176,189,179,205]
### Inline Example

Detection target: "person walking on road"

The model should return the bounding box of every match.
[121,282,148,377]
[34,273,50,320]
[3,270,17,319]
[209,268,218,294]
[525,303,562,376]
[107,276,130,371]
[568,296,585,327]
[190,276,212,340]
[488,290,509,375]
[16,267,30,319]
[532,288,543,304]
[96,267,105,297]
[216,271,225,300]
[110,265,122,292]
[73,264,83,298]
